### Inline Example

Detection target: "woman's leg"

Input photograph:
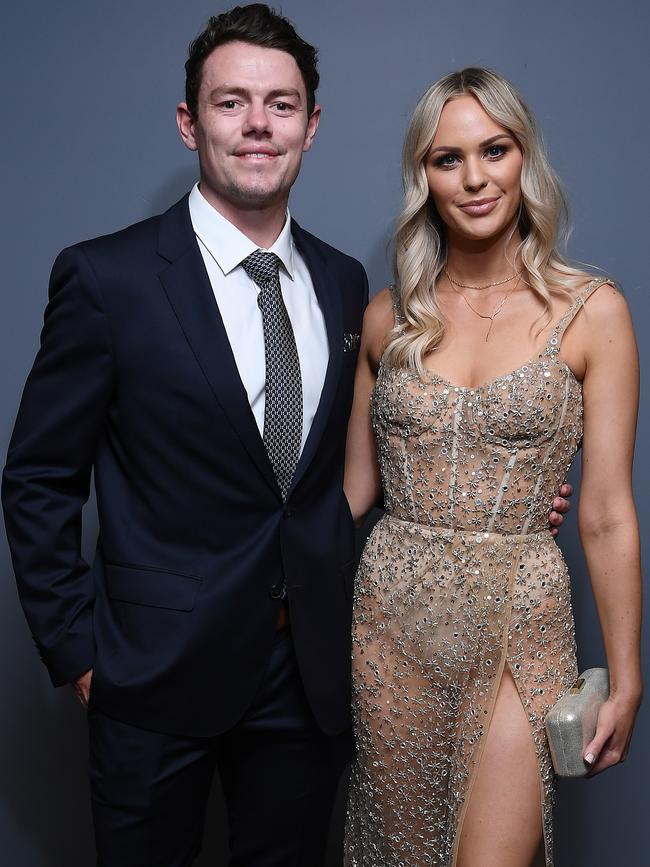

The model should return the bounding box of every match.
[456,666,544,867]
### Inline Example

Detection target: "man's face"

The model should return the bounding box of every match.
[177,41,320,216]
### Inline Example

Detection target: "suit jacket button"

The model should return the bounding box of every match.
[269,581,287,600]
[283,508,292,520]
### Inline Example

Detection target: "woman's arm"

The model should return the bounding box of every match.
[344,288,395,525]
[575,283,642,774]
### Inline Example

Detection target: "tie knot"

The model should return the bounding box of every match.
[241,251,282,287]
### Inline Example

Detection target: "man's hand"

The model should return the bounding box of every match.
[72,669,93,707]
[549,483,573,537]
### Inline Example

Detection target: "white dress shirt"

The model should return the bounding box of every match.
[188,183,329,454]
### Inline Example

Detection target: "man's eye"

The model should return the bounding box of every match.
[274,102,291,111]
[221,100,238,110]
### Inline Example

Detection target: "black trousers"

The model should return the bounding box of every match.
[88,627,353,866]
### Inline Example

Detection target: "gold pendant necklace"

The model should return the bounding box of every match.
[444,267,522,290]
[445,269,521,342]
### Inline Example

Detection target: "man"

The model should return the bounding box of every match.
[2,5,570,865]
[4,5,365,864]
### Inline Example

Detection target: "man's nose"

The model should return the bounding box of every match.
[242,103,272,135]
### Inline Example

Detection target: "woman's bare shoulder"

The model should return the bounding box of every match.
[361,287,399,367]
[362,287,397,337]
[553,271,628,319]
[574,276,636,366]
[581,275,630,321]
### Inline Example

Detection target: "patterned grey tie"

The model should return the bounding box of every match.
[242,250,303,500]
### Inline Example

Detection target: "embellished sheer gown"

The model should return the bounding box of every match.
[344,278,608,866]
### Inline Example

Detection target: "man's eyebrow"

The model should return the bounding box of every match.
[267,88,303,103]
[428,133,514,154]
[207,86,250,101]
[207,86,303,102]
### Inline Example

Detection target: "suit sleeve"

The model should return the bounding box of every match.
[360,262,370,313]
[2,246,115,686]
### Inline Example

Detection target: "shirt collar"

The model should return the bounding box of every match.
[188,183,295,279]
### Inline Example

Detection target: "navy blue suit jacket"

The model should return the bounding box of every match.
[3,195,369,737]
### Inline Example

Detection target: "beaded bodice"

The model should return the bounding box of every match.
[373,279,606,534]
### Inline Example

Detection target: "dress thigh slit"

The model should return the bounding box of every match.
[452,660,547,867]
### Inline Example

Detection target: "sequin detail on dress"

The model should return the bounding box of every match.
[344,278,609,866]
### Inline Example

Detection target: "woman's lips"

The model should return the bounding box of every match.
[457,198,499,216]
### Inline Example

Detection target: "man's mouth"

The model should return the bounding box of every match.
[235,148,280,160]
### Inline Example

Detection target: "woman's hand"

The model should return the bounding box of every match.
[583,689,642,775]
[549,482,573,537]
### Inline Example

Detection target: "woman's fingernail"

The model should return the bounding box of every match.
[585,753,595,765]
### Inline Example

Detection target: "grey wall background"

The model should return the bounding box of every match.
[1,1,648,864]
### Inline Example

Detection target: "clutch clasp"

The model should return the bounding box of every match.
[569,677,585,694]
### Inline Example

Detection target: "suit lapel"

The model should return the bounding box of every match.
[157,196,280,497]
[289,221,344,493]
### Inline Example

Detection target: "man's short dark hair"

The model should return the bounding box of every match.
[185,4,319,118]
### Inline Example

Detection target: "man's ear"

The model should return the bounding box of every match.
[303,104,321,153]
[177,102,198,152]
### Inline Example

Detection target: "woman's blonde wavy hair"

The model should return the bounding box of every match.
[384,67,588,373]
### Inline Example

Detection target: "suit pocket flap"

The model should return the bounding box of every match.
[105,563,202,611]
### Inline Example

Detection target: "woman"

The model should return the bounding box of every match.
[343,68,642,867]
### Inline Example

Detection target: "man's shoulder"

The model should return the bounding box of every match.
[62,195,190,265]
[74,214,160,258]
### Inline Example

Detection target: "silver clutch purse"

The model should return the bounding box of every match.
[544,668,609,778]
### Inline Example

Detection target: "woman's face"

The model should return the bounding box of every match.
[425,95,523,245]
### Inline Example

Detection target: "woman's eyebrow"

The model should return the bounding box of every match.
[429,133,514,154]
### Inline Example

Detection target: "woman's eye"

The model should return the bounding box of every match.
[435,153,459,168]
[486,144,506,158]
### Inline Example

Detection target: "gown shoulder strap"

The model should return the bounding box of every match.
[545,276,612,355]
